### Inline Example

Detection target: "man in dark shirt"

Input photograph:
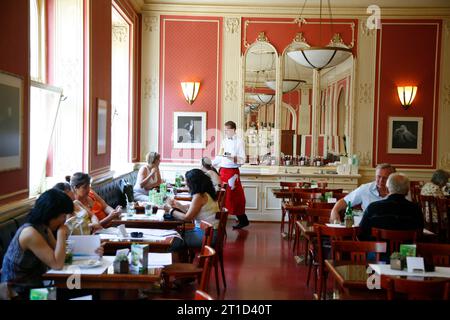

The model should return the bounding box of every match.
[359,173,424,240]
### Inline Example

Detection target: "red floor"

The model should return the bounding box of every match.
[217,222,315,300]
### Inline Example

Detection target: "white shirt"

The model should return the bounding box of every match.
[344,181,387,211]
[212,135,246,168]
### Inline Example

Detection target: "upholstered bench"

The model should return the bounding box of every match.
[91,170,138,209]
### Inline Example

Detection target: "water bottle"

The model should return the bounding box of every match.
[344,201,354,228]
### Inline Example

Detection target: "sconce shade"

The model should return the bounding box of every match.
[265,79,305,93]
[181,81,200,105]
[397,86,417,109]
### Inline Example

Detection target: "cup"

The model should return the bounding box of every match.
[65,240,74,264]
[145,204,152,216]
[151,205,158,214]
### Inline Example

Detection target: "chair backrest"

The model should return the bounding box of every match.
[280,181,298,189]
[314,224,359,270]
[292,191,323,205]
[436,197,450,242]
[310,202,335,209]
[304,208,332,224]
[409,181,424,203]
[371,228,417,254]
[416,242,450,267]
[214,209,229,254]
[332,240,387,264]
[386,277,449,300]
[197,245,216,292]
[332,192,348,200]
[419,195,440,233]
[199,221,214,251]
[216,188,227,211]
[194,289,214,300]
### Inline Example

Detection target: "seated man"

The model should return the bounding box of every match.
[330,163,396,222]
[358,173,424,241]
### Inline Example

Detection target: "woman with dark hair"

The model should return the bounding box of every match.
[200,157,222,190]
[1,189,102,298]
[167,169,219,248]
[53,182,102,234]
[68,172,122,227]
[420,169,450,223]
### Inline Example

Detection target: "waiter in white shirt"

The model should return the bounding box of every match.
[212,121,249,229]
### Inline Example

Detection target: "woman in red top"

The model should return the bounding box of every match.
[68,173,122,227]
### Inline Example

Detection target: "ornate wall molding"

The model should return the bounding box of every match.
[112,25,128,43]
[224,80,238,101]
[439,152,450,169]
[144,16,158,32]
[443,83,450,107]
[358,83,372,104]
[225,17,240,34]
[444,19,450,37]
[143,77,157,100]
[359,20,376,37]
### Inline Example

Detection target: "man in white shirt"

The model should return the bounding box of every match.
[329,163,396,222]
[212,121,248,229]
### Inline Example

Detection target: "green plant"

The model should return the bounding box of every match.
[114,253,128,262]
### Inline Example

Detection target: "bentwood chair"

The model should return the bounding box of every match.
[386,277,450,300]
[212,209,229,294]
[419,195,441,234]
[331,240,387,264]
[162,221,215,292]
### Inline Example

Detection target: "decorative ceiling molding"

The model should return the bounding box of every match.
[142,2,450,17]
[225,17,240,34]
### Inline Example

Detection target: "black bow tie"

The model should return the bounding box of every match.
[228,137,233,140]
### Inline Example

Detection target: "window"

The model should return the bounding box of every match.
[29,0,84,195]
[111,5,133,171]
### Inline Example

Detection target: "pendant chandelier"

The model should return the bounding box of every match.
[286,0,353,70]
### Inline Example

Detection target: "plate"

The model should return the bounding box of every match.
[72,259,102,269]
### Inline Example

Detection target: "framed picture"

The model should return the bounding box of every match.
[0,71,23,171]
[97,99,107,155]
[387,116,423,154]
[173,111,206,149]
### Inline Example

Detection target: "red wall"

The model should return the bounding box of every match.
[373,20,441,168]
[241,17,357,55]
[88,0,112,175]
[159,16,222,162]
[0,0,30,205]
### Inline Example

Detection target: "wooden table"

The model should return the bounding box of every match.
[43,256,166,300]
[110,218,185,230]
[324,260,386,299]
[102,237,175,254]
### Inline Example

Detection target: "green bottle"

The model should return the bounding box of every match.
[344,201,354,228]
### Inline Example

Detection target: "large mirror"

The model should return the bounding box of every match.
[242,33,354,165]
[243,33,278,165]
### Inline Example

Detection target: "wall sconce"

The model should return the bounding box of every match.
[181,81,200,105]
[397,86,417,110]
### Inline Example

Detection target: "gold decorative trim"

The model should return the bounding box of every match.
[243,19,355,51]
[225,80,238,102]
[358,83,372,104]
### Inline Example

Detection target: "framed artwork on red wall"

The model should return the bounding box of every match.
[0,70,23,172]
[387,116,423,154]
[97,98,107,155]
[173,111,206,149]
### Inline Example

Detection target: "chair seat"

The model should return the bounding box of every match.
[163,263,203,276]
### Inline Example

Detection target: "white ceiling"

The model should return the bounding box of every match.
[143,0,450,8]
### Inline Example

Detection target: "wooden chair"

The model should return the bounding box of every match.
[386,277,450,300]
[314,224,359,300]
[416,242,450,266]
[436,197,450,242]
[310,202,335,209]
[409,181,424,203]
[419,195,441,234]
[162,221,215,291]
[371,228,418,254]
[217,184,227,211]
[279,182,298,233]
[194,289,214,300]
[212,209,229,294]
[332,240,387,264]
[287,191,323,240]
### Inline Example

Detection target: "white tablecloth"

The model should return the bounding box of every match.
[369,263,450,278]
